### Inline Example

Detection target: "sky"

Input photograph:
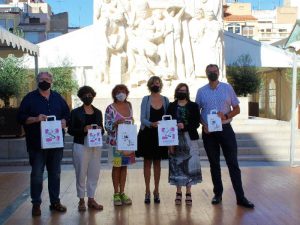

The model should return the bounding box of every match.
[45,0,93,28]
[238,0,283,10]
[45,0,284,28]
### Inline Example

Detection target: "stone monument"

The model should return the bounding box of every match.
[91,0,224,98]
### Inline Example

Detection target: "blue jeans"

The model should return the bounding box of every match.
[28,148,63,205]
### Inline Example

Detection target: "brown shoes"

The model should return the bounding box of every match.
[87,199,103,211]
[32,204,41,217]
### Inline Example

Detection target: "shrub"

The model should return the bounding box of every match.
[0,56,28,107]
[227,54,261,97]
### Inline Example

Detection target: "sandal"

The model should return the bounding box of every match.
[175,192,182,205]
[49,202,67,212]
[144,192,151,204]
[88,199,103,211]
[153,192,160,204]
[78,200,86,212]
[185,193,192,206]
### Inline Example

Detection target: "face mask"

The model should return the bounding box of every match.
[175,92,187,100]
[81,96,93,106]
[38,81,51,91]
[150,85,160,93]
[115,93,126,102]
[207,72,218,82]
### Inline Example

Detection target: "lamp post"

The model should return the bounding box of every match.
[290,49,297,167]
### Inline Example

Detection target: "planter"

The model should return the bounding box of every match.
[0,108,24,137]
[248,102,259,117]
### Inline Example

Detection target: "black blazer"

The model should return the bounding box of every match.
[167,101,200,140]
[68,105,104,145]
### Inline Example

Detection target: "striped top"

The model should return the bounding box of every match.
[195,82,239,125]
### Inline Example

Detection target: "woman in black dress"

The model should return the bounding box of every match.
[136,76,169,204]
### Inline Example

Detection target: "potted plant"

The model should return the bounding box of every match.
[0,55,29,136]
[227,54,261,117]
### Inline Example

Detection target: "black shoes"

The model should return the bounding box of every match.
[237,197,255,209]
[144,193,151,204]
[153,192,160,204]
[49,202,67,212]
[211,195,222,205]
[211,195,254,208]
[32,204,41,217]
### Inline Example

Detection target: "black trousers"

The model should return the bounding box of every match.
[202,124,244,200]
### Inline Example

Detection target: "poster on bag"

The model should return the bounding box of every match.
[158,115,178,146]
[87,125,103,147]
[40,116,64,149]
[207,110,223,132]
[117,122,137,151]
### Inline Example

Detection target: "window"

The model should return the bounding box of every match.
[24,32,39,43]
[235,27,240,34]
[242,26,254,37]
[29,18,40,24]
[279,29,287,33]
[227,23,241,34]
[266,29,271,33]
[268,79,276,117]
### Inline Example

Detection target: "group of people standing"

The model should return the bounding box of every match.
[17,64,254,217]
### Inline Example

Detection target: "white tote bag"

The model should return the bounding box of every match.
[87,124,103,147]
[207,110,223,132]
[158,115,179,146]
[117,121,137,151]
[40,116,64,149]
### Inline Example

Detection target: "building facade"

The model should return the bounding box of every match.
[0,0,68,43]
[224,2,297,44]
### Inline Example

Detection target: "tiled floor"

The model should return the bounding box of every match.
[1,163,300,225]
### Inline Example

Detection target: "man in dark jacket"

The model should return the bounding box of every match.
[18,71,70,216]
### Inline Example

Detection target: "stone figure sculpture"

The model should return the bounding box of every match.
[164,6,186,80]
[189,8,206,77]
[201,10,223,77]
[92,0,224,85]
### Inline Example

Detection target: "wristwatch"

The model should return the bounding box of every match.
[225,114,229,120]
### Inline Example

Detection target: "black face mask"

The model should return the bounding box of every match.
[175,92,187,100]
[38,81,51,91]
[150,85,160,93]
[207,72,218,82]
[81,96,93,106]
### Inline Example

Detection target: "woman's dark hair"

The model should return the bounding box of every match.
[147,76,163,92]
[174,83,190,101]
[112,84,129,102]
[77,86,96,98]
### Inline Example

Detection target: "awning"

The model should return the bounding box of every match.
[0,27,39,58]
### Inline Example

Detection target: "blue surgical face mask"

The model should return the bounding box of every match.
[115,93,126,102]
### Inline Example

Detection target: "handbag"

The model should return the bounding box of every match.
[86,124,103,147]
[158,115,179,146]
[207,110,223,132]
[117,120,137,151]
[40,115,64,149]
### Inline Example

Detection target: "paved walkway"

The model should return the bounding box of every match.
[0,162,300,225]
